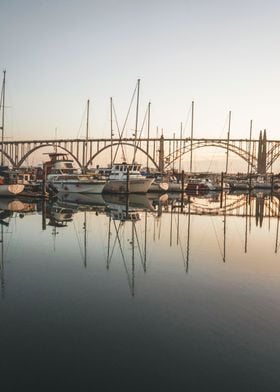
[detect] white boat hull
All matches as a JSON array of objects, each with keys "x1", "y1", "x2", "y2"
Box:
[
  {"x1": 49, "y1": 180, "x2": 106, "y2": 194},
  {"x1": 103, "y1": 178, "x2": 153, "y2": 194}
]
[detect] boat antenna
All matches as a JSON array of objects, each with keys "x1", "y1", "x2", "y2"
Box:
[
  {"x1": 132, "y1": 79, "x2": 140, "y2": 164},
  {"x1": 0, "y1": 70, "x2": 6, "y2": 166}
]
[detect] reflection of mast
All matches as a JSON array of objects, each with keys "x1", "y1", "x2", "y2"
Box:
[
  {"x1": 223, "y1": 193, "x2": 227, "y2": 262},
  {"x1": 0, "y1": 225, "x2": 5, "y2": 298},
  {"x1": 245, "y1": 193, "x2": 249, "y2": 253},
  {"x1": 144, "y1": 211, "x2": 147, "y2": 272},
  {"x1": 83, "y1": 211, "x2": 87, "y2": 268},
  {"x1": 275, "y1": 200, "x2": 280, "y2": 253},
  {"x1": 106, "y1": 216, "x2": 112, "y2": 269},
  {"x1": 186, "y1": 199, "x2": 191, "y2": 272},
  {"x1": 0, "y1": 70, "x2": 6, "y2": 166}
]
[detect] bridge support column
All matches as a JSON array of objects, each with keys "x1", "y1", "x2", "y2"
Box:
[
  {"x1": 159, "y1": 135, "x2": 164, "y2": 173},
  {"x1": 257, "y1": 130, "x2": 267, "y2": 174}
]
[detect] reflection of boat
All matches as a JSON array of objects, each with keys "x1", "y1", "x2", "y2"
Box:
[
  {"x1": 103, "y1": 193, "x2": 155, "y2": 211},
  {"x1": 47, "y1": 203, "x2": 75, "y2": 227},
  {"x1": 230, "y1": 181, "x2": 250, "y2": 190},
  {"x1": 103, "y1": 163, "x2": 154, "y2": 194},
  {"x1": 0, "y1": 198, "x2": 36, "y2": 212},
  {"x1": 107, "y1": 206, "x2": 141, "y2": 222},
  {"x1": 104, "y1": 193, "x2": 155, "y2": 222},
  {"x1": 57, "y1": 192, "x2": 106, "y2": 207},
  {"x1": 253, "y1": 177, "x2": 272, "y2": 190},
  {"x1": 186, "y1": 178, "x2": 216, "y2": 192}
]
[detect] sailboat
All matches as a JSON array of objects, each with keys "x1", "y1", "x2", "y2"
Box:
[{"x1": 0, "y1": 71, "x2": 24, "y2": 196}]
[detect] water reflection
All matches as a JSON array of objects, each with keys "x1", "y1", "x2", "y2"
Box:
[
  {"x1": 0, "y1": 190, "x2": 280, "y2": 297},
  {"x1": 1, "y1": 191, "x2": 280, "y2": 390}
]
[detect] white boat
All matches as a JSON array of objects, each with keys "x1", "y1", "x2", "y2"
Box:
[
  {"x1": 45, "y1": 153, "x2": 106, "y2": 194},
  {"x1": 48, "y1": 174, "x2": 106, "y2": 193},
  {"x1": 103, "y1": 163, "x2": 154, "y2": 194}
]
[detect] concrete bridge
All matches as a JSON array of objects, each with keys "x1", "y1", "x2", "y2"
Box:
[{"x1": 0, "y1": 130, "x2": 278, "y2": 173}]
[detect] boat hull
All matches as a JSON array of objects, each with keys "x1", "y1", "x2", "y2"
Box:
[
  {"x1": 103, "y1": 178, "x2": 153, "y2": 194},
  {"x1": 49, "y1": 180, "x2": 106, "y2": 194},
  {"x1": 0, "y1": 184, "x2": 25, "y2": 196},
  {"x1": 148, "y1": 182, "x2": 169, "y2": 193}
]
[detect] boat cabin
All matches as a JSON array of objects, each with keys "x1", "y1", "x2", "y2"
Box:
[
  {"x1": 109, "y1": 163, "x2": 142, "y2": 180},
  {"x1": 44, "y1": 153, "x2": 75, "y2": 176}
]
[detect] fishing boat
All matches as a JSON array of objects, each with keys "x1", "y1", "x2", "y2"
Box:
[
  {"x1": 45, "y1": 153, "x2": 106, "y2": 194},
  {"x1": 102, "y1": 163, "x2": 154, "y2": 194}
]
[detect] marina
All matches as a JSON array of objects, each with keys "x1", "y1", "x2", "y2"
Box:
[{"x1": 1, "y1": 1, "x2": 280, "y2": 388}]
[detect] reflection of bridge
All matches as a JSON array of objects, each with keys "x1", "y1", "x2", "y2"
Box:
[
  {"x1": 1, "y1": 130, "x2": 279, "y2": 173},
  {"x1": 158, "y1": 192, "x2": 280, "y2": 223}
]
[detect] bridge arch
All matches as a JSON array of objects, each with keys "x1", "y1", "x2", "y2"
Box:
[
  {"x1": 164, "y1": 140, "x2": 257, "y2": 171},
  {"x1": 16, "y1": 143, "x2": 83, "y2": 168},
  {"x1": 86, "y1": 142, "x2": 159, "y2": 170},
  {"x1": 0, "y1": 149, "x2": 16, "y2": 167}
]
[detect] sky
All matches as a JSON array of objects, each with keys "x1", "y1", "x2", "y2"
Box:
[{"x1": 0, "y1": 0, "x2": 280, "y2": 150}]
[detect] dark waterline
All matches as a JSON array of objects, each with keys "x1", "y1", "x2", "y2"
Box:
[{"x1": 0, "y1": 192, "x2": 280, "y2": 391}]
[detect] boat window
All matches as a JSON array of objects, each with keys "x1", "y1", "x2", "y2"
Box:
[
  {"x1": 120, "y1": 166, "x2": 123, "y2": 171},
  {"x1": 123, "y1": 166, "x2": 127, "y2": 171},
  {"x1": 115, "y1": 165, "x2": 119, "y2": 170},
  {"x1": 128, "y1": 166, "x2": 132, "y2": 171}
]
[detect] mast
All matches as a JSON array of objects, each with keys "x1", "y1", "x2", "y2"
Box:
[
  {"x1": 225, "y1": 110, "x2": 231, "y2": 174},
  {"x1": 179, "y1": 122, "x2": 183, "y2": 173},
  {"x1": 247, "y1": 120, "x2": 253, "y2": 174},
  {"x1": 0, "y1": 70, "x2": 6, "y2": 166},
  {"x1": 189, "y1": 101, "x2": 194, "y2": 173},
  {"x1": 146, "y1": 102, "x2": 151, "y2": 171},
  {"x1": 83, "y1": 99, "x2": 90, "y2": 170},
  {"x1": 133, "y1": 79, "x2": 140, "y2": 163},
  {"x1": 110, "y1": 97, "x2": 113, "y2": 167}
]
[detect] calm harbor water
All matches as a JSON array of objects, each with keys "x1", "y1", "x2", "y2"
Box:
[{"x1": 0, "y1": 191, "x2": 280, "y2": 391}]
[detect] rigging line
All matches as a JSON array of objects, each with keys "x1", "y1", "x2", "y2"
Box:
[
  {"x1": 210, "y1": 216, "x2": 224, "y2": 261},
  {"x1": 73, "y1": 218, "x2": 84, "y2": 261},
  {"x1": 76, "y1": 104, "x2": 87, "y2": 139},
  {"x1": 183, "y1": 104, "x2": 192, "y2": 136},
  {"x1": 112, "y1": 101, "x2": 126, "y2": 163},
  {"x1": 133, "y1": 223, "x2": 145, "y2": 270},
  {"x1": 133, "y1": 103, "x2": 149, "y2": 160},
  {"x1": 112, "y1": 81, "x2": 138, "y2": 163},
  {"x1": 113, "y1": 220, "x2": 133, "y2": 293},
  {"x1": 108, "y1": 222, "x2": 121, "y2": 266}
]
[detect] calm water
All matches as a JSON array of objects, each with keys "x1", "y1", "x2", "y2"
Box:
[{"x1": 0, "y1": 191, "x2": 280, "y2": 391}]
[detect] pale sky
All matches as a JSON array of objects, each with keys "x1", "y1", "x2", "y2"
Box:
[{"x1": 1, "y1": 0, "x2": 280, "y2": 144}]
